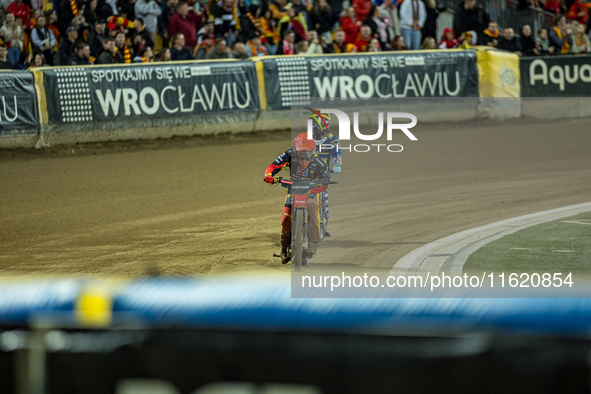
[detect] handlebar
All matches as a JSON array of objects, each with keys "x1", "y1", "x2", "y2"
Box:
[{"x1": 275, "y1": 177, "x2": 338, "y2": 188}]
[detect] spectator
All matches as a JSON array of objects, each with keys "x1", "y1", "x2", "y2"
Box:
[
  {"x1": 132, "y1": 17, "x2": 154, "y2": 53},
  {"x1": 458, "y1": 30, "x2": 477, "y2": 48},
  {"x1": 1, "y1": 12, "x2": 23, "y2": 64},
  {"x1": 158, "y1": 0, "x2": 178, "y2": 48},
  {"x1": 332, "y1": 29, "x2": 356, "y2": 52},
  {"x1": 196, "y1": 18, "x2": 213, "y2": 45},
  {"x1": 390, "y1": 34, "x2": 407, "y2": 50},
  {"x1": 97, "y1": 36, "x2": 122, "y2": 63},
  {"x1": 0, "y1": 43, "x2": 13, "y2": 68},
  {"x1": 549, "y1": 14, "x2": 572, "y2": 54},
  {"x1": 194, "y1": 31, "x2": 213, "y2": 58},
  {"x1": 28, "y1": 8, "x2": 40, "y2": 31},
  {"x1": 68, "y1": 41, "x2": 92, "y2": 64},
  {"x1": 275, "y1": 29, "x2": 295, "y2": 54},
  {"x1": 58, "y1": 25, "x2": 78, "y2": 65},
  {"x1": 420, "y1": 36, "x2": 436, "y2": 49},
  {"x1": 32, "y1": 15, "x2": 56, "y2": 65},
  {"x1": 6, "y1": 0, "x2": 29, "y2": 27},
  {"x1": 354, "y1": 24, "x2": 371, "y2": 51},
  {"x1": 269, "y1": 0, "x2": 288, "y2": 22},
  {"x1": 134, "y1": 0, "x2": 161, "y2": 44},
  {"x1": 239, "y1": 4, "x2": 262, "y2": 42},
  {"x1": 114, "y1": 30, "x2": 133, "y2": 62},
  {"x1": 214, "y1": 0, "x2": 237, "y2": 46},
  {"x1": 170, "y1": 32, "x2": 193, "y2": 60},
  {"x1": 230, "y1": 41, "x2": 248, "y2": 58},
  {"x1": 327, "y1": 0, "x2": 342, "y2": 27},
  {"x1": 422, "y1": 0, "x2": 445, "y2": 43},
  {"x1": 378, "y1": 0, "x2": 400, "y2": 45},
  {"x1": 84, "y1": 0, "x2": 100, "y2": 25},
  {"x1": 400, "y1": 0, "x2": 426, "y2": 50},
  {"x1": 439, "y1": 27, "x2": 459, "y2": 48},
  {"x1": 30, "y1": 52, "x2": 48, "y2": 67},
  {"x1": 72, "y1": 14, "x2": 92, "y2": 38},
  {"x1": 340, "y1": 6, "x2": 360, "y2": 45},
  {"x1": 304, "y1": 30, "x2": 324, "y2": 53},
  {"x1": 367, "y1": 37, "x2": 381, "y2": 51},
  {"x1": 133, "y1": 44, "x2": 154, "y2": 61},
  {"x1": 46, "y1": 10, "x2": 60, "y2": 45},
  {"x1": 310, "y1": 0, "x2": 333, "y2": 43},
  {"x1": 498, "y1": 27, "x2": 522, "y2": 55},
  {"x1": 244, "y1": 30, "x2": 267, "y2": 56},
  {"x1": 13, "y1": 50, "x2": 31, "y2": 68},
  {"x1": 88, "y1": 18, "x2": 107, "y2": 57},
  {"x1": 544, "y1": 0, "x2": 563, "y2": 14},
  {"x1": 292, "y1": 0, "x2": 311, "y2": 29},
  {"x1": 206, "y1": 36, "x2": 229, "y2": 58},
  {"x1": 353, "y1": 0, "x2": 371, "y2": 23},
  {"x1": 120, "y1": 0, "x2": 137, "y2": 20},
  {"x1": 571, "y1": 20, "x2": 591, "y2": 53},
  {"x1": 58, "y1": 0, "x2": 76, "y2": 34},
  {"x1": 364, "y1": 4, "x2": 387, "y2": 49},
  {"x1": 168, "y1": 1, "x2": 201, "y2": 48},
  {"x1": 260, "y1": 7, "x2": 279, "y2": 54},
  {"x1": 567, "y1": 0, "x2": 589, "y2": 25},
  {"x1": 453, "y1": 0, "x2": 489, "y2": 38},
  {"x1": 277, "y1": 2, "x2": 308, "y2": 43},
  {"x1": 156, "y1": 46, "x2": 170, "y2": 60},
  {"x1": 536, "y1": 27, "x2": 550, "y2": 54},
  {"x1": 478, "y1": 21, "x2": 499, "y2": 46},
  {"x1": 519, "y1": 24, "x2": 539, "y2": 55}
]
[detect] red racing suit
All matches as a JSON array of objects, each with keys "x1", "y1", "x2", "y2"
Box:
[{"x1": 265, "y1": 148, "x2": 330, "y2": 248}]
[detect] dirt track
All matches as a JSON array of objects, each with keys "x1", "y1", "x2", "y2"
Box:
[{"x1": 1, "y1": 117, "x2": 590, "y2": 279}]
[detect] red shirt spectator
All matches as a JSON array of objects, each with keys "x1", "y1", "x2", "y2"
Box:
[
  {"x1": 353, "y1": 0, "x2": 371, "y2": 22},
  {"x1": 340, "y1": 6, "x2": 359, "y2": 45},
  {"x1": 354, "y1": 25, "x2": 371, "y2": 51},
  {"x1": 567, "y1": 0, "x2": 590, "y2": 25},
  {"x1": 544, "y1": 0, "x2": 562, "y2": 14},
  {"x1": 168, "y1": 2, "x2": 204, "y2": 48},
  {"x1": 7, "y1": 0, "x2": 30, "y2": 27}
]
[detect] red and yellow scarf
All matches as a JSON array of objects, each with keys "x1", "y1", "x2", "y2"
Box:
[
  {"x1": 554, "y1": 26, "x2": 570, "y2": 54},
  {"x1": 484, "y1": 28, "x2": 498, "y2": 38},
  {"x1": 115, "y1": 46, "x2": 131, "y2": 63},
  {"x1": 70, "y1": 0, "x2": 79, "y2": 16}
]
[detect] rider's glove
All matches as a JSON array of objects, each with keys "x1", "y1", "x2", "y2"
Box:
[
  {"x1": 264, "y1": 173, "x2": 275, "y2": 184},
  {"x1": 333, "y1": 165, "x2": 342, "y2": 174}
]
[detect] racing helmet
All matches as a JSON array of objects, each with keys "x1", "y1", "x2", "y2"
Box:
[
  {"x1": 309, "y1": 110, "x2": 331, "y2": 140},
  {"x1": 293, "y1": 132, "x2": 316, "y2": 167}
]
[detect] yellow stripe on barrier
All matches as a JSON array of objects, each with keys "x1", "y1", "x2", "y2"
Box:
[
  {"x1": 75, "y1": 285, "x2": 113, "y2": 327},
  {"x1": 475, "y1": 46, "x2": 520, "y2": 98},
  {"x1": 255, "y1": 59, "x2": 267, "y2": 111},
  {"x1": 32, "y1": 70, "x2": 48, "y2": 126}
]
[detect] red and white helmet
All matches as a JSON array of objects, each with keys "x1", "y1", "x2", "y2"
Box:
[{"x1": 293, "y1": 132, "x2": 316, "y2": 167}]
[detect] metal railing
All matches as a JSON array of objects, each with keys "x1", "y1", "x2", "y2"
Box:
[{"x1": 484, "y1": 0, "x2": 555, "y2": 35}]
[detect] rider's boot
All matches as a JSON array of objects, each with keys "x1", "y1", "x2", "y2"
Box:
[
  {"x1": 281, "y1": 245, "x2": 290, "y2": 264},
  {"x1": 307, "y1": 242, "x2": 318, "y2": 257}
]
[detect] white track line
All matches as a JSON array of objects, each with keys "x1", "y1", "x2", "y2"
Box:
[{"x1": 391, "y1": 202, "x2": 591, "y2": 276}]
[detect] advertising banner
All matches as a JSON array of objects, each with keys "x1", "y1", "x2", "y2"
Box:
[
  {"x1": 263, "y1": 51, "x2": 479, "y2": 110},
  {"x1": 42, "y1": 61, "x2": 259, "y2": 126},
  {"x1": 0, "y1": 71, "x2": 39, "y2": 136},
  {"x1": 520, "y1": 55, "x2": 591, "y2": 97}
]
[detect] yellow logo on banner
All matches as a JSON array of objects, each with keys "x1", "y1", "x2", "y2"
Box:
[{"x1": 499, "y1": 64, "x2": 516, "y2": 87}]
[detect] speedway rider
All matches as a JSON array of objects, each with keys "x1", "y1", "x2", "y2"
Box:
[
  {"x1": 264, "y1": 133, "x2": 331, "y2": 264},
  {"x1": 308, "y1": 109, "x2": 342, "y2": 236}
]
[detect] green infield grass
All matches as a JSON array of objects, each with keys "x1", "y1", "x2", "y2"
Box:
[{"x1": 464, "y1": 211, "x2": 591, "y2": 279}]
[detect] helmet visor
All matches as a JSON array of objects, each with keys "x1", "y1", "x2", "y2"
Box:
[{"x1": 296, "y1": 150, "x2": 314, "y2": 161}]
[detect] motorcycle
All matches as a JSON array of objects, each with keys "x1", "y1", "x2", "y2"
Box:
[{"x1": 275, "y1": 177, "x2": 337, "y2": 272}]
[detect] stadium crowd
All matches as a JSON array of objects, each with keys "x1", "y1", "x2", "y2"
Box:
[{"x1": 0, "y1": 0, "x2": 589, "y2": 69}]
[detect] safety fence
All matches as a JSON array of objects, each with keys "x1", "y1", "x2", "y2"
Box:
[
  {"x1": 0, "y1": 49, "x2": 589, "y2": 148},
  {"x1": 1, "y1": 277, "x2": 591, "y2": 393}
]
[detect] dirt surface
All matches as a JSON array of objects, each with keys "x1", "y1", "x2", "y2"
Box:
[{"x1": 1, "y1": 117, "x2": 591, "y2": 280}]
